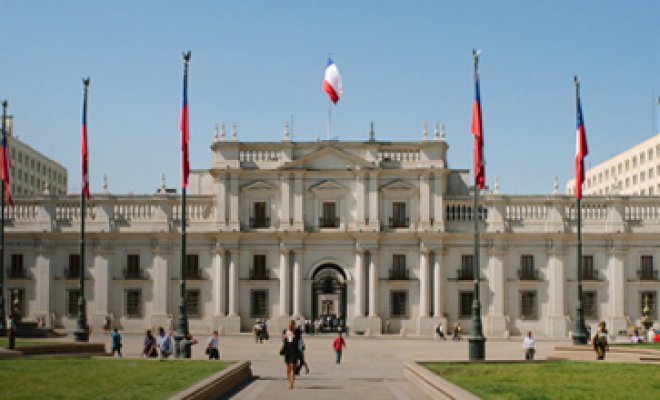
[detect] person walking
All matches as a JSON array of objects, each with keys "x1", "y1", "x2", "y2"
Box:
[
  {"x1": 522, "y1": 331, "x2": 536, "y2": 360},
  {"x1": 592, "y1": 320, "x2": 609, "y2": 360},
  {"x1": 143, "y1": 329, "x2": 158, "y2": 358},
  {"x1": 281, "y1": 320, "x2": 299, "y2": 389},
  {"x1": 207, "y1": 331, "x2": 220, "y2": 360},
  {"x1": 157, "y1": 327, "x2": 172, "y2": 359},
  {"x1": 6, "y1": 312, "x2": 16, "y2": 350},
  {"x1": 295, "y1": 331, "x2": 310, "y2": 375},
  {"x1": 333, "y1": 331, "x2": 347, "y2": 364},
  {"x1": 435, "y1": 322, "x2": 446, "y2": 340},
  {"x1": 111, "y1": 328, "x2": 122, "y2": 357}
]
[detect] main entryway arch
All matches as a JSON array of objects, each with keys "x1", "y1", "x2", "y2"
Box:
[{"x1": 311, "y1": 263, "x2": 347, "y2": 330}]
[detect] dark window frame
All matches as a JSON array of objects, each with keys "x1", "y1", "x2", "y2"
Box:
[
  {"x1": 250, "y1": 289, "x2": 269, "y2": 318},
  {"x1": 459, "y1": 291, "x2": 474, "y2": 318},
  {"x1": 390, "y1": 290, "x2": 408, "y2": 318},
  {"x1": 125, "y1": 289, "x2": 142, "y2": 318},
  {"x1": 185, "y1": 289, "x2": 202, "y2": 318},
  {"x1": 520, "y1": 290, "x2": 538, "y2": 320}
]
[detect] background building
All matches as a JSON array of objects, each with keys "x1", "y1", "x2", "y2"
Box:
[
  {"x1": 5, "y1": 115, "x2": 68, "y2": 196},
  {"x1": 566, "y1": 134, "x2": 660, "y2": 196},
  {"x1": 3, "y1": 130, "x2": 658, "y2": 338}
]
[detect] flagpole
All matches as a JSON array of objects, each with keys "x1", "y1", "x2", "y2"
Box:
[
  {"x1": 573, "y1": 76, "x2": 588, "y2": 345},
  {"x1": 175, "y1": 51, "x2": 191, "y2": 358},
  {"x1": 468, "y1": 49, "x2": 486, "y2": 361},
  {"x1": 327, "y1": 100, "x2": 332, "y2": 140},
  {"x1": 74, "y1": 78, "x2": 90, "y2": 342},
  {"x1": 0, "y1": 100, "x2": 7, "y2": 337}
]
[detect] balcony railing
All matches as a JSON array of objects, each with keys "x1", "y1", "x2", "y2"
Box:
[
  {"x1": 183, "y1": 269, "x2": 204, "y2": 280},
  {"x1": 637, "y1": 269, "x2": 658, "y2": 281},
  {"x1": 64, "y1": 268, "x2": 80, "y2": 279},
  {"x1": 456, "y1": 268, "x2": 474, "y2": 281},
  {"x1": 517, "y1": 268, "x2": 540, "y2": 281},
  {"x1": 249, "y1": 217, "x2": 270, "y2": 229},
  {"x1": 388, "y1": 217, "x2": 410, "y2": 228},
  {"x1": 123, "y1": 268, "x2": 146, "y2": 280},
  {"x1": 582, "y1": 270, "x2": 601, "y2": 281},
  {"x1": 6, "y1": 268, "x2": 29, "y2": 279},
  {"x1": 319, "y1": 217, "x2": 340, "y2": 228},
  {"x1": 249, "y1": 268, "x2": 270, "y2": 280},
  {"x1": 388, "y1": 268, "x2": 409, "y2": 280}
]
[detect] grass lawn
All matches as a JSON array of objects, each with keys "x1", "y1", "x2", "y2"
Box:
[
  {"x1": 611, "y1": 342, "x2": 660, "y2": 350},
  {"x1": 0, "y1": 338, "x2": 63, "y2": 348},
  {"x1": 0, "y1": 358, "x2": 232, "y2": 400},
  {"x1": 423, "y1": 361, "x2": 660, "y2": 400}
]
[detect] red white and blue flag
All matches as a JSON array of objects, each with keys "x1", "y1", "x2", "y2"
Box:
[
  {"x1": 471, "y1": 63, "x2": 485, "y2": 189},
  {"x1": 1, "y1": 106, "x2": 13, "y2": 206},
  {"x1": 575, "y1": 89, "x2": 588, "y2": 200},
  {"x1": 181, "y1": 59, "x2": 190, "y2": 190},
  {"x1": 323, "y1": 57, "x2": 343, "y2": 104},
  {"x1": 81, "y1": 84, "x2": 90, "y2": 200}
]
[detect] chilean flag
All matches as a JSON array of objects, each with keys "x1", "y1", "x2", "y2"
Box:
[
  {"x1": 1, "y1": 104, "x2": 13, "y2": 207},
  {"x1": 323, "y1": 57, "x2": 343, "y2": 104},
  {"x1": 81, "y1": 81, "x2": 90, "y2": 200},
  {"x1": 575, "y1": 88, "x2": 588, "y2": 200},
  {"x1": 471, "y1": 65, "x2": 485, "y2": 189},
  {"x1": 181, "y1": 57, "x2": 190, "y2": 190}
]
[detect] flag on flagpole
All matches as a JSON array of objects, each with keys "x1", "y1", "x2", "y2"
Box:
[
  {"x1": 471, "y1": 58, "x2": 485, "y2": 189},
  {"x1": 1, "y1": 103, "x2": 13, "y2": 207},
  {"x1": 81, "y1": 80, "x2": 90, "y2": 200},
  {"x1": 323, "y1": 57, "x2": 343, "y2": 104},
  {"x1": 181, "y1": 54, "x2": 190, "y2": 190},
  {"x1": 575, "y1": 83, "x2": 588, "y2": 200}
]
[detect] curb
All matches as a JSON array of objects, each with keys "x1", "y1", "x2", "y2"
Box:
[
  {"x1": 170, "y1": 360, "x2": 252, "y2": 400},
  {"x1": 403, "y1": 361, "x2": 480, "y2": 400}
]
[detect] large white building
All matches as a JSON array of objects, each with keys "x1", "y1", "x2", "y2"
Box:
[
  {"x1": 4, "y1": 130, "x2": 658, "y2": 338},
  {"x1": 566, "y1": 134, "x2": 660, "y2": 196}
]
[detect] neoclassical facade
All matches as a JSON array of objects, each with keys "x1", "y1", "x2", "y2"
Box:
[{"x1": 3, "y1": 132, "x2": 659, "y2": 337}]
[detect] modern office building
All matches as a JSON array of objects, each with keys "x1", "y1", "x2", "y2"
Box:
[
  {"x1": 566, "y1": 134, "x2": 660, "y2": 196},
  {"x1": 3, "y1": 128, "x2": 658, "y2": 338},
  {"x1": 5, "y1": 115, "x2": 68, "y2": 196}
]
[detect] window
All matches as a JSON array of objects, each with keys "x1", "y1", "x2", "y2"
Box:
[
  {"x1": 321, "y1": 201, "x2": 338, "y2": 228},
  {"x1": 68, "y1": 254, "x2": 80, "y2": 279},
  {"x1": 459, "y1": 291, "x2": 474, "y2": 318},
  {"x1": 640, "y1": 152, "x2": 646, "y2": 164},
  {"x1": 519, "y1": 255, "x2": 536, "y2": 280},
  {"x1": 640, "y1": 291, "x2": 657, "y2": 319},
  {"x1": 391, "y1": 254, "x2": 407, "y2": 279},
  {"x1": 185, "y1": 289, "x2": 201, "y2": 318},
  {"x1": 391, "y1": 202, "x2": 408, "y2": 227},
  {"x1": 649, "y1": 148, "x2": 654, "y2": 161},
  {"x1": 251, "y1": 290, "x2": 268, "y2": 318},
  {"x1": 633, "y1": 175, "x2": 638, "y2": 185},
  {"x1": 10, "y1": 254, "x2": 24, "y2": 278},
  {"x1": 459, "y1": 255, "x2": 474, "y2": 280},
  {"x1": 184, "y1": 254, "x2": 200, "y2": 279},
  {"x1": 390, "y1": 290, "x2": 408, "y2": 318},
  {"x1": 625, "y1": 160, "x2": 629, "y2": 171},
  {"x1": 583, "y1": 291, "x2": 598, "y2": 319},
  {"x1": 650, "y1": 187, "x2": 655, "y2": 195},
  {"x1": 252, "y1": 254, "x2": 268, "y2": 279},
  {"x1": 625, "y1": 178, "x2": 630, "y2": 188},
  {"x1": 520, "y1": 290, "x2": 537, "y2": 320},
  {"x1": 640, "y1": 255, "x2": 654, "y2": 280},
  {"x1": 582, "y1": 255, "x2": 596, "y2": 280},
  {"x1": 252, "y1": 201, "x2": 268, "y2": 228},
  {"x1": 67, "y1": 289, "x2": 80, "y2": 317},
  {"x1": 8, "y1": 288, "x2": 26, "y2": 317},
  {"x1": 618, "y1": 163, "x2": 622, "y2": 174},
  {"x1": 641, "y1": 172, "x2": 646, "y2": 182},
  {"x1": 126, "y1": 254, "x2": 140, "y2": 279},
  {"x1": 649, "y1": 168, "x2": 654, "y2": 179},
  {"x1": 633, "y1": 156, "x2": 637, "y2": 168},
  {"x1": 125, "y1": 289, "x2": 142, "y2": 318}
]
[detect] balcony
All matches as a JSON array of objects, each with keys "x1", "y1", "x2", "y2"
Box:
[
  {"x1": 319, "y1": 217, "x2": 340, "y2": 229},
  {"x1": 183, "y1": 269, "x2": 205, "y2": 280},
  {"x1": 64, "y1": 268, "x2": 81, "y2": 280},
  {"x1": 388, "y1": 268, "x2": 409, "y2": 280},
  {"x1": 517, "y1": 268, "x2": 540, "y2": 281},
  {"x1": 388, "y1": 217, "x2": 410, "y2": 228},
  {"x1": 6, "y1": 268, "x2": 29, "y2": 279},
  {"x1": 456, "y1": 268, "x2": 474, "y2": 281},
  {"x1": 249, "y1": 268, "x2": 271, "y2": 280},
  {"x1": 123, "y1": 268, "x2": 146, "y2": 280},
  {"x1": 637, "y1": 269, "x2": 658, "y2": 281},
  {"x1": 582, "y1": 270, "x2": 601, "y2": 281},
  {"x1": 249, "y1": 217, "x2": 270, "y2": 229}
]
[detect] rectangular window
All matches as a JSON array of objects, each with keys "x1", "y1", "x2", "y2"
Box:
[
  {"x1": 125, "y1": 289, "x2": 142, "y2": 318},
  {"x1": 321, "y1": 201, "x2": 338, "y2": 227},
  {"x1": 67, "y1": 289, "x2": 80, "y2": 318},
  {"x1": 68, "y1": 254, "x2": 80, "y2": 279},
  {"x1": 582, "y1": 255, "x2": 596, "y2": 280},
  {"x1": 185, "y1": 254, "x2": 200, "y2": 279},
  {"x1": 251, "y1": 290, "x2": 268, "y2": 318},
  {"x1": 126, "y1": 254, "x2": 140, "y2": 279},
  {"x1": 459, "y1": 291, "x2": 474, "y2": 318},
  {"x1": 460, "y1": 255, "x2": 474, "y2": 280},
  {"x1": 185, "y1": 289, "x2": 201, "y2": 318},
  {"x1": 252, "y1": 201, "x2": 268, "y2": 228},
  {"x1": 9, "y1": 288, "x2": 26, "y2": 317},
  {"x1": 649, "y1": 168, "x2": 654, "y2": 179},
  {"x1": 583, "y1": 291, "x2": 598, "y2": 319},
  {"x1": 10, "y1": 254, "x2": 24, "y2": 278},
  {"x1": 640, "y1": 255, "x2": 654, "y2": 280},
  {"x1": 520, "y1": 255, "x2": 535, "y2": 280},
  {"x1": 520, "y1": 290, "x2": 538, "y2": 320},
  {"x1": 391, "y1": 254, "x2": 407, "y2": 279},
  {"x1": 252, "y1": 254, "x2": 268, "y2": 279},
  {"x1": 640, "y1": 291, "x2": 657, "y2": 319},
  {"x1": 391, "y1": 202, "x2": 408, "y2": 227},
  {"x1": 390, "y1": 290, "x2": 408, "y2": 318}
]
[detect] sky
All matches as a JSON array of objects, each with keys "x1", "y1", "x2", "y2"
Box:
[{"x1": 2, "y1": 0, "x2": 660, "y2": 195}]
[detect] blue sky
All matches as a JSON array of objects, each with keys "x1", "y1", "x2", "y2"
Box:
[{"x1": 2, "y1": 1, "x2": 660, "y2": 194}]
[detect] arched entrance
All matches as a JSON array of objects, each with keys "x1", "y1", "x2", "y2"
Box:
[{"x1": 311, "y1": 264, "x2": 347, "y2": 331}]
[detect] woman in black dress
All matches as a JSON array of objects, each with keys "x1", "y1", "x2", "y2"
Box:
[{"x1": 282, "y1": 320, "x2": 299, "y2": 389}]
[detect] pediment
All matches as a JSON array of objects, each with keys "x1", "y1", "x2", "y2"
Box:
[
  {"x1": 280, "y1": 145, "x2": 375, "y2": 171},
  {"x1": 241, "y1": 180, "x2": 277, "y2": 192},
  {"x1": 380, "y1": 179, "x2": 417, "y2": 192},
  {"x1": 310, "y1": 179, "x2": 348, "y2": 194}
]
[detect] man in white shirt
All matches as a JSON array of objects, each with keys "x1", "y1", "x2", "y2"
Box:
[{"x1": 522, "y1": 331, "x2": 536, "y2": 360}]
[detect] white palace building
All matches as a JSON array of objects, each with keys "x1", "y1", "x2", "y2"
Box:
[{"x1": 4, "y1": 127, "x2": 659, "y2": 338}]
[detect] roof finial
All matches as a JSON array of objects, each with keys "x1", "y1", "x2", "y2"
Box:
[
  {"x1": 434, "y1": 122, "x2": 440, "y2": 141},
  {"x1": 441, "y1": 124, "x2": 446, "y2": 140},
  {"x1": 552, "y1": 176, "x2": 560, "y2": 195},
  {"x1": 220, "y1": 122, "x2": 226, "y2": 141},
  {"x1": 493, "y1": 176, "x2": 500, "y2": 194},
  {"x1": 213, "y1": 123, "x2": 220, "y2": 143},
  {"x1": 369, "y1": 121, "x2": 375, "y2": 142},
  {"x1": 231, "y1": 122, "x2": 237, "y2": 141},
  {"x1": 103, "y1": 174, "x2": 108, "y2": 194},
  {"x1": 422, "y1": 122, "x2": 428, "y2": 141},
  {"x1": 160, "y1": 174, "x2": 167, "y2": 193}
]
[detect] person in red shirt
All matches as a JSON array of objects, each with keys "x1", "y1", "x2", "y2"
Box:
[{"x1": 333, "y1": 332, "x2": 347, "y2": 364}]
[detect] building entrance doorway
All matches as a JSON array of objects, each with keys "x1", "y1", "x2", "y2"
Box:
[{"x1": 312, "y1": 264, "x2": 347, "y2": 332}]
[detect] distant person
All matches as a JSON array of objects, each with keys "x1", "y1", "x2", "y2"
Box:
[
  {"x1": 522, "y1": 331, "x2": 536, "y2": 360},
  {"x1": 592, "y1": 321, "x2": 609, "y2": 360},
  {"x1": 630, "y1": 330, "x2": 644, "y2": 344},
  {"x1": 207, "y1": 331, "x2": 220, "y2": 360},
  {"x1": 253, "y1": 320, "x2": 263, "y2": 343},
  {"x1": 143, "y1": 330, "x2": 158, "y2": 358},
  {"x1": 281, "y1": 320, "x2": 299, "y2": 389},
  {"x1": 166, "y1": 314, "x2": 173, "y2": 333},
  {"x1": 333, "y1": 331, "x2": 347, "y2": 364},
  {"x1": 180, "y1": 333, "x2": 198, "y2": 358},
  {"x1": 452, "y1": 323, "x2": 462, "y2": 341},
  {"x1": 111, "y1": 328, "x2": 122, "y2": 357},
  {"x1": 7, "y1": 312, "x2": 17, "y2": 350},
  {"x1": 435, "y1": 323, "x2": 446, "y2": 340},
  {"x1": 295, "y1": 330, "x2": 310, "y2": 375},
  {"x1": 157, "y1": 327, "x2": 172, "y2": 359}
]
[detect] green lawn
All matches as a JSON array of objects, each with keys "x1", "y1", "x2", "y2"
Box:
[
  {"x1": 611, "y1": 342, "x2": 660, "y2": 350},
  {"x1": 0, "y1": 358, "x2": 232, "y2": 400},
  {"x1": 0, "y1": 338, "x2": 63, "y2": 348},
  {"x1": 423, "y1": 361, "x2": 660, "y2": 400}
]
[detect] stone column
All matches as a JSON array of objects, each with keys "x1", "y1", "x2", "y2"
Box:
[
  {"x1": 356, "y1": 173, "x2": 365, "y2": 227},
  {"x1": 368, "y1": 172, "x2": 379, "y2": 229},
  {"x1": 91, "y1": 246, "x2": 112, "y2": 327},
  {"x1": 292, "y1": 252, "x2": 302, "y2": 317},
  {"x1": 280, "y1": 174, "x2": 290, "y2": 228},
  {"x1": 368, "y1": 250, "x2": 380, "y2": 317},
  {"x1": 151, "y1": 245, "x2": 170, "y2": 327},
  {"x1": 34, "y1": 247, "x2": 53, "y2": 325},
  {"x1": 279, "y1": 249, "x2": 290, "y2": 316},
  {"x1": 214, "y1": 173, "x2": 227, "y2": 225},
  {"x1": 212, "y1": 246, "x2": 226, "y2": 316},
  {"x1": 607, "y1": 245, "x2": 627, "y2": 335},
  {"x1": 228, "y1": 250, "x2": 239, "y2": 316},
  {"x1": 433, "y1": 173, "x2": 444, "y2": 229},
  {"x1": 546, "y1": 243, "x2": 568, "y2": 338},
  {"x1": 485, "y1": 244, "x2": 509, "y2": 337},
  {"x1": 354, "y1": 248, "x2": 365, "y2": 317},
  {"x1": 229, "y1": 172, "x2": 239, "y2": 230},
  {"x1": 433, "y1": 249, "x2": 445, "y2": 317},
  {"x1": 419, "y1": 247, "x2": 430, "y2": 317},
  {"x1": 419, "y1": 173, "x2": 430, "y2": 229},
  {"x1": 293, "y1": 173, "x2": 304, "y2": 229}
]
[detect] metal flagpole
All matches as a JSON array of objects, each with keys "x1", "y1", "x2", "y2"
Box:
[
  {"x1": 327, "y1": 100, "x2": 332, "y2": 140},
  {"x1": 74, "y1": 78, "x2": 90, "y2": 342},
  {"x1": 0, "y1": 100, "x2": 7, "y2": 337}
]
